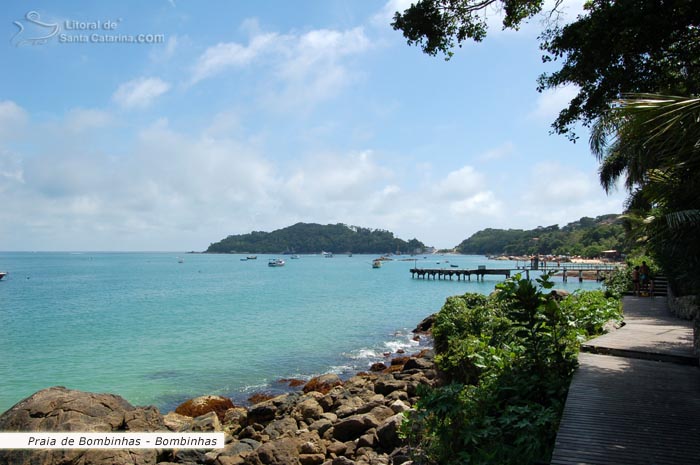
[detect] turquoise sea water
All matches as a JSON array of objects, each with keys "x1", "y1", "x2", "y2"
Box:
[{"x1": 0, "y1": 252, "x2": 602, "y2": 414}]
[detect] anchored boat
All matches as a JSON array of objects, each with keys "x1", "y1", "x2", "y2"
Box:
[{"x1": 268, "y1": 258, "x2": 285, "y2": 267}]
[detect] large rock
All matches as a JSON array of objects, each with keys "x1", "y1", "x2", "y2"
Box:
[
  {"x1": 413, "y1": 314, "x2": 436, "y2": 333},
  {"x1": 223, "y1": 407, "x2": 249, "y2": 435},
  {"x1": 263, "y1": 416, "x2": 298, "y2": 440},
  {"x1": 376, "y1": 413, "x2": 404, "y2": 450},
  {"x1": 332, "y1": 414, "x2": 380, "y2": 442},
  {"x1": 253, "y1": 437, "x2": 300, "y2": 465},
  {"x1": 373, "y1": 376, "x2": 406, "y2": 396},
  {"x1": 175, "y1": 395, "x2": 234, "y2": 422},
  {"x1": 0, "y1": 387, "x2": 166, "y2": 465},
  {"x1": 163, "y1": 411, "x2": 194, "y2": 432},
  {"x1": 402, "y1": 357, "x2": 433, "y2": 371},
  {"x1": 303, "y1": 374, "x2": 342, "y2": 395},
  {"x1": 294, "y1": 398, "x2": 324, "y2": 422},
  {"x1": 248, "y1": 403, "x2": 278, "y2": 425}
]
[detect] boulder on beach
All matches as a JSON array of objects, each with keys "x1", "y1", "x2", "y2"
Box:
[
  {"x1": 175, "y1": 394, "x2": 235, "y2": 422},
  {"x1": 412, "y1": 313, "x2": 436, "y2": 334},
  {"x1": 302, "y1": 374, "x2": 342, "y2": 395},
  {"x1": 0, "y1": 386, "x2": 166, "y2": 465}
]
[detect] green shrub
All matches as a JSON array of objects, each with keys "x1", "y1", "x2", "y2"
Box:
[
  {"x1": 560, "y1": 290, "x2": 622, "y2": 337},
  {"x1": 405, "y1": 274, "x2": 621, "y2": 465},
  {"x1": 602, "y1": 266, "x2": 631, "y2": 298}
]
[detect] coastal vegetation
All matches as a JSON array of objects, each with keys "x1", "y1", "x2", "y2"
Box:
[
  {"x1": 455, "y1": 214, "x2": 626, "y2": 257},
  {"x1": 394, "y1": 2, "x2": 699, "y2": 460},
  {"x1": 592, "y1": 95, "x2": 700, "y2": 295},
  {"x1": 392, "y1": 0, "x2": 700, "y2": 295},
  {"x1": 206, "y1": 222, "x2": 427, "y2": 255},
  {"x1": 404, "y1": 274, "x2": 623, "y2": 464}
]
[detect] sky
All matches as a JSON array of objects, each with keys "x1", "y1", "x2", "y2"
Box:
[{"x1": 0, "y1": 0, "x2": 626, "y2": 251}]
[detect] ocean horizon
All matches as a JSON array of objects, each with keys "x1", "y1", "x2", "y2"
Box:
[{"x1": 0, "y1": 252, "x2": 603, "y2": 414}]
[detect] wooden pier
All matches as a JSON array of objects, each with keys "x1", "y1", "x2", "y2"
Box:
[
  {"x1": 550, "y1": 296, "x2": 700, "y2": 465},
  {"x1": 516, "y1": 262, "x2": 619, "y2": 282},
  {"x1": 410, "y1": 263, "x2": 619, "y2": 283},
  {"x1": 409, "y1": 268, "x2": 511, "y2": 281}
]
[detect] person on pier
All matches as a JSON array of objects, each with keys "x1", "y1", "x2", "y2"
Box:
[
  {"x1": 631, "y1": 266, "x2": 641, "y2": 296},
  {"x1": 639, "y1": 261, "x2": 651, "y2": 294}
]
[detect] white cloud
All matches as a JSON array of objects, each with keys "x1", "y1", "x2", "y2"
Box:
[
  {"x1": 113, "y1": 77, "x2": 171, "y2": 109},
  {"x1": 477, "y1": 141, "x2": 516, "y2": 161},
  {"x1": 285, "y1": 150, "x2": 392, "y2": 207},
  {"x1": 371, "y1": 0, "x2": 415, "y2": 29},
  {"x1": 64, "y1": 108, "x2": 113, "y2": 132},
  {"x1": 429, "y1": 165, "x2": 504, "y2": 224},
  {"x1": 190, "y1": 33, "x2": 282, "y2": 84},
  {"x1": 0, "y1": 107, "x2": 621, "y2": 251},
  {"x1": 0, "y1": 100, "x2": 28, "y2": 140},
  {"x1": 516, "y1": 161, "x2": 625, "y2": 226},
  {"x1": 450, "y1": 191, "x2": 503, "y2": 216},
  {"x1": 190, "y1": 26, "x2": 371, "y2": 109},
  {"x1": 529, "y1": 84, "x2": 579, "y2": 121},
  {"x1": 164, "y1": 35, "x2": 178, "y2": 56},
  {"x1": 433, "y1": 165, "x2": 485, "y2": 199},
  {"x1": 533, "y1": 162, "x2": 595, "y2": 202},
  {"x1": 0, "y1": 149, "x2": 24, "y2": 187}
]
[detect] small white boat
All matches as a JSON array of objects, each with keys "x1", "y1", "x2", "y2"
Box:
[
  {"x1": 290, "y1": 255, "x2": 300, "y2": 259},
  {"x1": 372, "y1": 260, "x2": 382, "y2": 269},
  {"x1": 322, "y1": 251, "x2": 333, "y2": 258},
  {"x1": 268, "y1": 258, "x2": 285, "y2": 267},
  {"x1": 247, "y1": 255, "x2": 258, "y2": 260},
  {"x1": 0, "y1": 272, "x2": 7, "y2": 280}
]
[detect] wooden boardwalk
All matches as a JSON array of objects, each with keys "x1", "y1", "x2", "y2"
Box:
[
  {"x1": 409, "y1": 268, "x2": 511, "y2": 281},
  {"x1": 409, "y1": 263, "x2": 617, "y2": 283},
  {"x1": 581, "y1": 297, "x2": 696, "y2": 365},
  {"x1": 551, "y1": 296, "x2": 700, "y2": 465}
]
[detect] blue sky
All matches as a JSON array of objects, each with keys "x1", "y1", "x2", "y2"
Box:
[{"x1": 0, "y1": 0, "x2": 625, "y2": 251}]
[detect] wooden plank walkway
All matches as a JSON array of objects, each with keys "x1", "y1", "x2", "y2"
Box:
[
  {"x1": 551, "y1": 296, "x2": 700, "y2": 465},
  {"x1": 581, "y1": 296, "x2": 696, "y2": 365}
]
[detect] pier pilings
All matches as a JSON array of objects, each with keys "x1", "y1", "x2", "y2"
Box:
[{"x1": 409, "y1": 268, "x2": 511, "y2": 281}]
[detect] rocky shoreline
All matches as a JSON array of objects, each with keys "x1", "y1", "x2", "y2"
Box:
[{"x1": 0, "y1": 322, "x2": 438, "y2": 465}]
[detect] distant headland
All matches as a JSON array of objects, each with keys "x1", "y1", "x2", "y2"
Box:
[
  {"x1": 205, "y1": 214, "x2": 625, "y2": 259},
  {"x1": 205, "y1": 222, "x2": 429, "y2": 255}
]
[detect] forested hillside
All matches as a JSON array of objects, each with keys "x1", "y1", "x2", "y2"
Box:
[
  {"x1": 206, "y1": 223, "x2": 427, "y2": 254},
  {"x1": 455, "y1": 214, "x2": 627, "y2": 257}
]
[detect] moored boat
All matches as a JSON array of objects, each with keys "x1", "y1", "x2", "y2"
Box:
[
  {"x1": 0, "y1": 272, "x2": 6, "y2": 280},
  {"x1": 268, "y1": 258, "x2": 285, "y2": 267},
  {"x1": 372, "y1": 260, "x2": 382, "y2": 269}
]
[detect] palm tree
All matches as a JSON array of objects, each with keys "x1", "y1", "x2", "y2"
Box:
[{"x1": 590, "y1": 94, "x2": 700, "y2": 294}]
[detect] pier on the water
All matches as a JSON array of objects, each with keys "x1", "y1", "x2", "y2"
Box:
[
  {"x1": 410, "y1": 262, "x2": 620, "y2": 282},
  {"x1": 410, "y1": 267, "x2": 510, "y2": 281}
]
